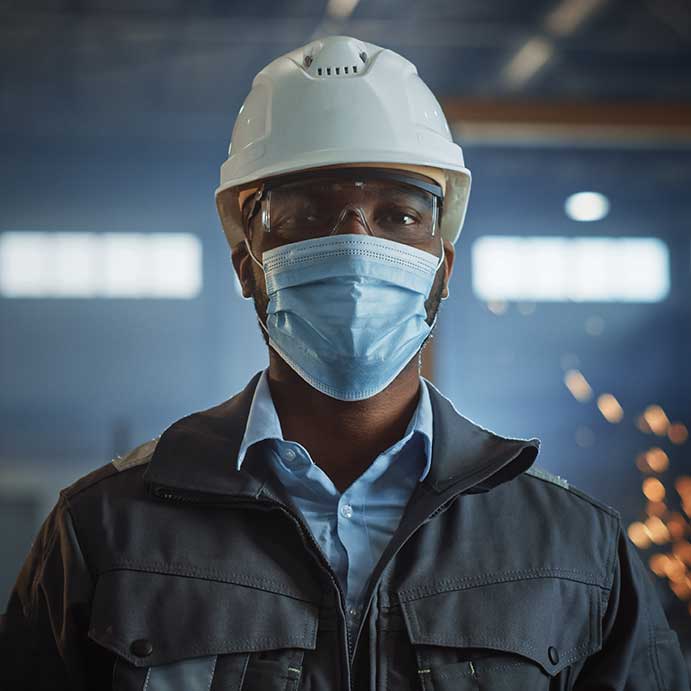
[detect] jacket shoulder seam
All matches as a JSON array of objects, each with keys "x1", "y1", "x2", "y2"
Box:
[
  {"x1": 111, "y1": 437, "x2": 160, "y2": 472},
  {"x1": 565, "y1": 484, "x2": 621, "y2": 520},
  {"x1": 523, "y1": 465, "x2": 621, "y2": 520},
  {"x1": 60, "y1": 463, "x2": 119, "y2": 500},
  {"x1": 523, "y1": 464, "x2": 569, "y2": 489},
  {"x1": 60, "y1": 437, "x2": 159, "y2": 501}
]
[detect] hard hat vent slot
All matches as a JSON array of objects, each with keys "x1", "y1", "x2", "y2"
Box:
[{"x1": 315, "y1": 65, "x2": 359, "y2": 77}]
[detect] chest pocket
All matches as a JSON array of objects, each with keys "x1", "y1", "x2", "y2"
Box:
[
  {"x1": 88, "y1": 569, "x2": 319, "y2": 691},
  {"x1": 395, "y1": 575, "x2": 602, "y2": 691}
]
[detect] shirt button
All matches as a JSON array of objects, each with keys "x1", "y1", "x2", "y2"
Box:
[
  {"x1": 340, "y1": 503, "x2": 353, "y2": 519},
  {"x1": 348, "y1": 607, "x2": 359, "y2": 617},
  {"x1": 283, "y1": 448, "x2": 296, "y2": 462},
  {"x1": 548, "y1": 646, "x2": 560, "y2": 665}
]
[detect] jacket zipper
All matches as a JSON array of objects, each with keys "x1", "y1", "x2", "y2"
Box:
[
  {"x1": 151, "y1": 485, "x2": 354, "y2": 690},
  {"x1": 351, "y1": 494, "x2": 458, "y2": 664}
]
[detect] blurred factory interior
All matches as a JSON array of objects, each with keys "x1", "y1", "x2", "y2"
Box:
[{"x1": 1, "y1": 0, "x2": 690, "y2": 670}]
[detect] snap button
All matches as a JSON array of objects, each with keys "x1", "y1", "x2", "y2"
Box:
[
  {"x1": 130, "y1": 638, "x2": 153, "y2": 657},
  {"x1": 548, "y1": 646, "x2": 559, "y2": 665}
]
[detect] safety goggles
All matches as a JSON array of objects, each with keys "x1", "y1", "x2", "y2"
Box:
[{"x1": 241, "y1": 168, "x2": 443, "y2": 249}]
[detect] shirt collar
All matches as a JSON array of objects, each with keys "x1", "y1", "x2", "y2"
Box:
[
  {"x1": 144, "y1": 369, "x2": 540, "y2": 498},
  {"x1": 236, "y1": 368, "x2": 433, "y2": 482}
]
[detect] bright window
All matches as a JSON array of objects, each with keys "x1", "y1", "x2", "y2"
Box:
[
  {"x1": 472, "y1": 236, "x2": 669, "y2": 303},
  {"x1": 0, "y1": 232, "x2": 202, "y2": 298}
]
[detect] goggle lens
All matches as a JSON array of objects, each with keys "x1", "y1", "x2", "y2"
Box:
[{"x1": 244, "y1": 173, "x2": 442, "y2": 248}]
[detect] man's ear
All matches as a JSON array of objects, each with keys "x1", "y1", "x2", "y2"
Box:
[
  {"x1": 216, "y1": 189, "x2": 241, "y2": 250},
  {"x1": 231, "y1": 243, "x2": 255, "y2": 299},
  {"x1": 441, "y1": 239, "x2": 455, "y2": 300}
]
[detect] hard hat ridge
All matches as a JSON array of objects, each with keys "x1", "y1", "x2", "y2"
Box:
[{"x1": 291, "y1": 35, "x2": 377, "y2": 79}]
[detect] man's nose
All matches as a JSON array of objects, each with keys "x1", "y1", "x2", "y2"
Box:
[{"x1": 332, "y1": 206, "x2": 372, "y2": 236}]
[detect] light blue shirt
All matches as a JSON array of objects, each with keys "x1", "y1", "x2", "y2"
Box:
[{"x1": 236, "y1": 368, "x2": 433, "y2": 637}]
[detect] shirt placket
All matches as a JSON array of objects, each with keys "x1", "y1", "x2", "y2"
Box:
[{"x1": 336, "y1": 490, "x2": 363, "y2": 645}]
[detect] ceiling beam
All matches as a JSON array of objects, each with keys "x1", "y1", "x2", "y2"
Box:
[{"x1": 442, "y1": 100, "x2": 691, "y2": 146}]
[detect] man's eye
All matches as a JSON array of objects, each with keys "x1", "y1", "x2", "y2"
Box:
[{"x1": 381, "y1": 209, "x2": 418, "y2": 225}]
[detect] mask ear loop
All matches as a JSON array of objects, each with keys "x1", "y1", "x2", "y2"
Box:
[
  {"x1": 418, "y1": 232, "x2": 445, "y2": 375},
  {"x1": 241, "y1": 225, "x2": 273, "y2": 334},
  {"x1": 239, "y1": 192, "x2": 270, "y2": 333},
  {"x1": 421, "y1": 232, "x2": 446, "y2": 337},
  {"x1": 440, "y1": 236, "x2": 450, "y2": 301},
  {"x1": 242, "y1": 188, "x2": 267, "y2": 271},
  {"x1": 432, "y1": 197, "x2": 450, "y2": 301},
  {"x1": 244, "y1": 235, "x2": 264, "y2": 271},
  {"x1": 242, "y1": 233, "x2": 272, "y2": 338}
]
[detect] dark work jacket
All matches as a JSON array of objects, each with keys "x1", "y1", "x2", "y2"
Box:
[{"x1": 1, "y1": 371, "x2": 688, "y2": 690}]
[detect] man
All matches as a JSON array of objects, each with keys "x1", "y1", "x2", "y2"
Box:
[{"x1": 1, "y1": 35, "x2": 688, "y2": 691}]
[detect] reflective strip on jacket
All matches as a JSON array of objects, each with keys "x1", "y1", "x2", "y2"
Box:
[{"x1": 1, "y1": 371, "x2": 688, "y2": 690}]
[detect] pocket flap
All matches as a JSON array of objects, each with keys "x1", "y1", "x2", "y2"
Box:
[
  {"x1": 88, "y1": 569, "x2": 319, "y2": 667},
  {"x1": 398, "y1": 576, "x2": 601, "y2": 677}
]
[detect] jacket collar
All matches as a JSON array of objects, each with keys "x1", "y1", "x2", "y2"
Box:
[{"x1": 143, "y1": 371, "x2": 541, "y2": 497}]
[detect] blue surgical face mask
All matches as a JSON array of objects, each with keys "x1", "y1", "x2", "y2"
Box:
[{"x1": 245, "y1": 233, "x2": 445, "y2": 401}]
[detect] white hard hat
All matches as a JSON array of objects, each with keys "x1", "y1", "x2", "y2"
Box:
[{"x1": 215, "y1": 35, "x2": 471, "y2": 249}]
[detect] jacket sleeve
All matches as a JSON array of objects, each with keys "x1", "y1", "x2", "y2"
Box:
[
  {"x1": 575, "y1": 515, "x2": 690, "y2": 690},
  {"x1": 0, "y1": 492, "x2": 95, "y2": 690}
]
